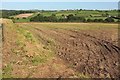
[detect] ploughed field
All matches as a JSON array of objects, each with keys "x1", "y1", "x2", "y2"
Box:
[{"x1": 2, "y1": 19, "x2": 120, "y2": 78}]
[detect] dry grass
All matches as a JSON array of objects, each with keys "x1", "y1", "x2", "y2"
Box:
[
  {"x1": 17, "y1": 22, "x2": 118, "y2": 30},
  {"x1": 15, "y1": 13, "x2": 33, "y2": 18}
]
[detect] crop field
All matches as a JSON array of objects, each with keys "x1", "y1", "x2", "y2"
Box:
[
  {"x1": 8, "y1": 10, "x2": 118, "y2": 23},
  {"x1": 2, "y1": 19, "x2": 120, "y2": 78},
  {"x1": 39, "y1": 10, "x2": 118, "y2": 17},
  {"x1": 14, "y1": 13, "x2": 33, "y2": 18}
]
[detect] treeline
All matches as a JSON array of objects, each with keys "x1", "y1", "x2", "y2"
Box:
[
  {"x1": 0, "y1": 10, "x2": 34, "y2": 18},
  {"x1": 30, "y1": 14, "x2": 117, "y2": 23}
]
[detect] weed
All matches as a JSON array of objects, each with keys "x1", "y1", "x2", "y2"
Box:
[
  {"x1": 17, "y1": 27, "x2": 35, "y2": 42},
  {"x1": 75, "y1": 72, "x2": 90, "y2": 79},
  {"x1": 31, "y1": 55, "x2": 47, "y2": 65},
  {"x1": 3, "y1": 64, "x2": 13, "y2": 78}
]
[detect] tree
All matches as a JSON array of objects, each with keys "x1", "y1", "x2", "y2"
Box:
[
  {"x1": 61, "y1": 14, "x2": 65, "y2": 17},
  {"x1": 93, "y1": 19, "x2": 104, "y2": 22},
  {"x1": 98, "y1": 19, "x2": 104, "y2": 22},
  {"x1": 94, "y1": 19, "x2": 99, "y2": 22},
  {"x1": 90, "y1": 15, "x2": 93, "y2": 17},
  {"x1": 16, "y1": 18, "x2": 19, "y2": 20},
  {"x1": 102, "y1": 13, "x2": 109, "y2": 17},
  {"x1": 67, "y1": 14, "x2": 74, "y2": 21},
  {"x1": 59, "y1": 18, "x2": 67, "y2": 22},
  {"x1": 87, "y1": 19, "x2": 93, "y2": 22},
  {"x1": 30, "y1": 14, "x2": 44, "y2": 22},
  {"x1": 66, "y1": 14, "x2": 86, "y2": 22},
  {"x1": 10, "y1": 17, "x2": 14, "y2": 19},
  {"x1": 51, "y1": 14, "x2": 56, "y2": 17},
  {"x1": 104, "y1": 17, "x2": 114, "y2": 22},
  {"x1": 23, "y1": 17, "x2": 26, "y2": 19}
]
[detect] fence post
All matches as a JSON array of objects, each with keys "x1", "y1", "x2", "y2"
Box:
[
  {"x1": 1, "y1": 24, "x2": 4, "y2": 42},
  {"x1": 0, "y1": 23, "x2": 2, "y2": 79}
]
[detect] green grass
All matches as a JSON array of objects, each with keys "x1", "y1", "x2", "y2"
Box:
[
  {"x1": 31, "y1": 48, "x2": 55, "y2": 66},
  {"x1": 31, "y1": 55, "x2": 47, "y2": 65},
  {"x1": 75, "y1": 72, "x2": 90, "y2": 79},
  {"x1": 14, "y1": 18, "x2": 30, "y2": 23},
  {"x1": 3, "y1": 64, "x2": 13, "y2": 78},
  {"x1": 16, "y1": 21, "x2": 56, "y2": 66},
  {"x1": 3, "y1": 19, "x2": 58, "y2": 78},
  {"x1": 13, "y1": 10, "x2": 118, "y2": 23},
  {"x1": 17, "y1": 27, "x2": 35, "y2": 42}
]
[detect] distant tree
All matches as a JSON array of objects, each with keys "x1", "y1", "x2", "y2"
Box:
[
  {"x1": 23, "y1": 17, "x2": 26, "y2": 19},
  {"x1": 87, "y1": 19, "x2": 93, "y2": 22},
  {"x1": 51, "y1": 14, "x2": 56, "y2": 17},
  {"x1": 30, "y1": 14, "x2": 44, "y2": 22},
  {"x1": 117, "y1": 20, "x2": 120, "y2": 23},
  {"x1": 90, "y1": 15, "x2": 92, "y2": 17},
  {"x1": 79, "y1": 9, "x2": 82, "y2": 11},
  {"x1": 98, "y1": 19, "x2": 104, "y2": 22},
  {"x1": 61, "y1": 14, "x2": 65, "y2": 17},
  {"x1": 16, "y1": 18, "x2": 19, "y2": 20},
  {"x1": 78, "y1": 17, "x2": 86, "y2": 22},
  {"x1": 105, "y1": 13, "x2": 109, "y2": 17},
  {"x1": 67, "y1": 14, "x2": 74, "y2": 20},
  {"x1": 93, "y1": 19, "x2": 99, "y2": 22},
  {"x1": 49, "y1": 14, "x2": 58, "y2": 22},
  {"x1": 93, "y1": 19, "x2": 104, "y2": 22},
  {"x1": 10, "y1": 17, "x2": 14, "y2": 19},
  {"x1": 66, "y1": 14, "x2": 86, "y2": 22},
  {"x1": 104, "y1": 17, "x2": 114, "y2": 22},
  {"x1": 66, "y1": 14, "x2": 75, "y2": 22},
  {"x1": 59, "y1": 18, "x2": 67, "y2": 22},
  {"x1": 102, "y1": 13, "x2": 109, "y2": 17}
]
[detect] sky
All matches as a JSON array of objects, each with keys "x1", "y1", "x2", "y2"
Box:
[
  {"x1": 1, "y1": 2, "x2": 119, "y2": 10},
  {"x1": 1, "y1": 0, "x2": 119, "y2": 2}
]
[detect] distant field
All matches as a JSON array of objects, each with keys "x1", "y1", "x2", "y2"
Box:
[
  {"x1": 12, "y1": 13, "x2": 35, "y2": 22},
  {"x1": 11, "y1": 10, "x2": 118, "y2": 23},
  {"x1": 2, "y1": 19, "x2": 120, "y2": 78},
  {"x1": 15, "y1": 13, "x2": 33, "y2": 18},
  {"x1": 39, "y1": 10, "x2": 118, "y2": 17}
]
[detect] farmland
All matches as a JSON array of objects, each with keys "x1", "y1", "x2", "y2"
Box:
[
  {"x1": 1, "y1": 10, "x2": 118, "y2": 23},
  {"x1": 14, "y1": 13, "x2": 33, "y2": 18},
  {"x1": 2, "y1": 19, "x2": 120, "y2": 78}
]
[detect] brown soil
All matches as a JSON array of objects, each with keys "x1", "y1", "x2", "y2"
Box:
[
  {"x1": 2, "y1": 20, "x2": 120, "y2": 78},
  {"x1": 15, "y1": 13, "x2": 33, "y2": 18},
  {"x1": 2, "y1": 19, "x2": 77, "y2": 78},
  {"x1": 32, "y1": 27, "x2": 120, "y2": 78}
]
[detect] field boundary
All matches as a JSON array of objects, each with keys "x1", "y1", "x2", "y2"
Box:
[
  {"x1": 15, "y1": 22, "x2": 119, "y2": 24},
  {"x1": 0, "y1": 23, "x2": 3, "y2": 79}
]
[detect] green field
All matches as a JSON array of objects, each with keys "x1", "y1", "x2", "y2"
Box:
[{"x1": 8, "y1": 10, "x2": 118, "y2": 23}]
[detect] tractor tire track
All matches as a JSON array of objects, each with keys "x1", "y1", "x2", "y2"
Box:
[{"x1": 33, "y1": 27, "x2": 120, "y2": 78}]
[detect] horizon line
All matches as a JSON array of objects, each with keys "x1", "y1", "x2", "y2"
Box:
[{"x1": 1, "y1": 9, "x2": 118, "y2": 11}]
